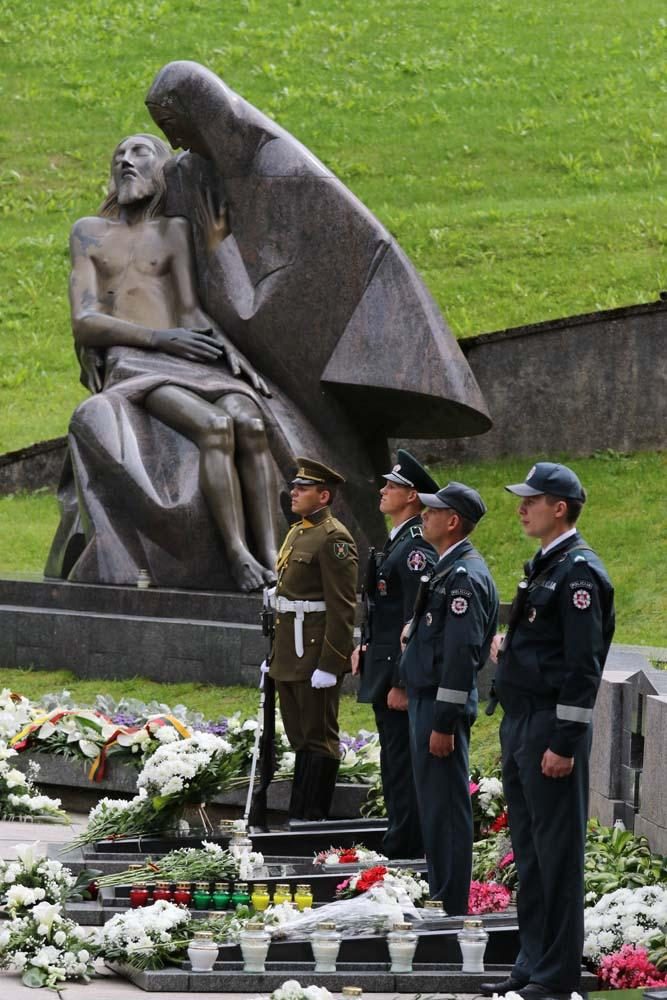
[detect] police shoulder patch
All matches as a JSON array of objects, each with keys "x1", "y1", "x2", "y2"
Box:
[
  {"x1": 333, "y1": 540, "x2": 350, "y2": 559},
  {"x1": 572, "y1": 588, "x2": 592, "y2": 610},
  {"x1": 407, "y1": 549, "x2": 428, "y2": 572},
  {"x1": 450, "y1": 595, "x2": 469, "y2": 616}
]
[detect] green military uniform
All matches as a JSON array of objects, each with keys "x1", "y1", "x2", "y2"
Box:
[{"x1": 269, "y1": 457, "x2": 358, "y2": 820}]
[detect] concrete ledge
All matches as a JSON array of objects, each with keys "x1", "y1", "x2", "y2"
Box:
[{"x1": 16, "y1": 752, "x2": 370, "y2": 818}]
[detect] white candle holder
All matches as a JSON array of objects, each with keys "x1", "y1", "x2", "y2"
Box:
[
  {"x1": 311, "y1": 921, "x2": 341, "y2": 973},
  {"x1": 187, "y1": 932, "x2": 219, "y2": 972},
  {"x1": 240, "y1": 922, "x2": 271, "y2": 973},
  {"x1": 387, "y1": 921, "x2": 418, "y2": 973},
  {"x1": 457, "y1": 917, "x2": 489, "y2": 973}
]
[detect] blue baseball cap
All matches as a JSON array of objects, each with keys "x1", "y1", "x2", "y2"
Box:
[
  {"x1": 505, "y1": 462, "x2": 586, "y2": 501},
  {"x1": 417, "y1": 481, "x2": 487, "y2": 523}
]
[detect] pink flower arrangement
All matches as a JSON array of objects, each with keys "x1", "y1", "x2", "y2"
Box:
[
  {"x1": 499, "y1": 850, "x2": 514, "y2": 868},
  {"x1": 468, "y1": 880, "x2": 512, "y2": 914},
  {"x1": 597, "y1": 945, "x2": 667, "y2": 989}
]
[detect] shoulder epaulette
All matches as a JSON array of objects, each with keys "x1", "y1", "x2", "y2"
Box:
[
  {"x1": 455, "y1": 564, "x2": 469, "y2": 574},
  {"x1": 325, "y1": 519, "x2": 337, "y2": 534},
  {"x1": 410, "y1": 524, "x2": 423, "y2": 538}
]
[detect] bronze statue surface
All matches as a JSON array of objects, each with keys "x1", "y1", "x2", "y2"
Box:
[{"x1": 47, "y1": 62, "x2": 491, "y2": 592}]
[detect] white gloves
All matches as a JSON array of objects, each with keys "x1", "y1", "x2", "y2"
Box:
[
  {"x1": 311, "y1": 668, "x2": 337, "y2": 689},
  {"x1": 259, "y1": 659, "x2": 270, "y2": 688}
]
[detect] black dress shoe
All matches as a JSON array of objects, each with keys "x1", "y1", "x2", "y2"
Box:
[
  {"x1": 517, "y1": 984, "x2": 572, "y2": 1000},
  {"x1": 479, "y1": 977, "x2": 528, "y2": 996}
]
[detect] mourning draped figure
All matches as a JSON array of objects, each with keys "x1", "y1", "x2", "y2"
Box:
[{"x1": 46, "y1": 61, "x2": 492, "y2": 591}]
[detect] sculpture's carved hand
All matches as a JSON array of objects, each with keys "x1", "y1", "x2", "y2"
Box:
[
  {"x1": 152, "y1": 328, "x2": 223, "y2": 362},
  {"x1": 220, "y1": 341, "x2": 272, "y2": 397}
]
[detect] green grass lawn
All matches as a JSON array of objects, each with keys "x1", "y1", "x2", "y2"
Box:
[
  {"x1": 1, "y1": 449, "x2": 665, "y2": 645},
  {"x1": 2, "y1": 0, "x2": 665, "y2": 451}
]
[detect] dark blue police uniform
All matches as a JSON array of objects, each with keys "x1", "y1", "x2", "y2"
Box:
[
  {"x1": 358, "y1": 513, "x2": 437, "y2": 857},
  {"x1": 490, "y1": 464, "x2": 615, "y2": 997},
  {"x1": 401, "y1": 485, "x2": 499, "y2": 914}
]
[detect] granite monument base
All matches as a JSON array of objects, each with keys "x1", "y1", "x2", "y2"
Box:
[
  {"x1": 16, "y1": 752, "x2": 370, "y2": 819},
  {"x1": 0, "y1": 575, "x2": 506, "y2": 694}
]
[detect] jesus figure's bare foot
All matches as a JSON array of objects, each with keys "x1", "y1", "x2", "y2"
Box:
[{"x1": 229, "y1": 547, "x2": 270, "y2": 592}]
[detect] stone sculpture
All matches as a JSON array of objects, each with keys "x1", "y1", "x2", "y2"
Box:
[{"x1": 46, "y1": 61, "x2": 491, "y2": 591}]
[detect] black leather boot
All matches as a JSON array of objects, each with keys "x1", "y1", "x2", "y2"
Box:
[
  {"x1": 288, "y1": 749, "x2": 307, "y2": 819},
  {"x1": 301, "y1": 753, "x2": 340, "y2": 820}
]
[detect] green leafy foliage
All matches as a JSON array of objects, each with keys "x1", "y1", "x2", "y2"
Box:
[{"x1": 585, "y1": 818, "x2": 667, "y2": 904}]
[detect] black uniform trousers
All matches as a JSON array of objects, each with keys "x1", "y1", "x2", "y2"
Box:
[
  {"x1": 374, "y1": 703, "x2": 423, "y2": 858},
  {"x1": 408, "y1": 692, "x2": 472, "y2": 915},
  {"x1": 501, "y1": 708, "x2": 591, "y2": 993}
]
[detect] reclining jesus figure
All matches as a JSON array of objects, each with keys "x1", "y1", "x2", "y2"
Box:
[{"x1": 66, "y1": 133, "x2": 279, "y2": 591}]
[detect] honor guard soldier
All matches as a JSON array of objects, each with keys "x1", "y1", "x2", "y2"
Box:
[
  {"x1": 481, "y1": 463, "x2": 614, "y2": 1000},
  {"x1": 400, "y1": 482, "x2": 499, "y2": 914},
  {"x1": 268, "y1": 457, "x2": 358, "y2": 821},
  {"x1": 352, "y1": 450, "x2": 438, "y2": 858}
]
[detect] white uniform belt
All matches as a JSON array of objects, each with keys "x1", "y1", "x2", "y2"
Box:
[{"x1": 269, "y1": 591, "x2": 326, "y2": 658}]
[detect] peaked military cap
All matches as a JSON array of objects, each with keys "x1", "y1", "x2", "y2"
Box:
[
  {"x1": 418, "y1": 480, "x2": 487, "y2": 523},
  {"x1": 383, "y1": 448, "x2": 440, "y2": 494},
  {"x1": 291, "y1": 456, "x2": 346, "y2": 486},
  {"x1": 505, "y1": 462, "x2": 586, "y2": 502}
]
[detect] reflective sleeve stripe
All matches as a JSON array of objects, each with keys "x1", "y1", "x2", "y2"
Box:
[
  {"x1": 436, "y1": 687, "x2": 469, "y2": 705},
  {"x1": 557, "y1": 704, "x2": 593, "y2": 723}
]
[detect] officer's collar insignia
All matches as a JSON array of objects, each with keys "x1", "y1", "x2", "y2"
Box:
[
  {"x1": 407, "y1": 549, "x2": 427, "y2": 572},
  {"x1": 333, "y1": 540, "x2": 350, "y2": 559},
  {"x1": 528, "y1": 607, "x2": 537, "y2": 623},
  {"x1": 425, "y1": 611, "x2": 433, "y2": 626}
]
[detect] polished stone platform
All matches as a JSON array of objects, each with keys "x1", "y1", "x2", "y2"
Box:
[
  {"x1": 50, "y1": 820, "x2": 389, "y2": 877},
  {"x1": 0, "y1": 575, "x2": 266, "y2": 684},
  {"x1": 109, "y1": 961, "x2": 524, "y2": 994},
  {"x1": 16, "y1": 753, "x2": 370, "y2": 819},
  {"x1": 0, "y1": 574, "x2": 505, "y2": 693},
  {"x1": 108, "y1": 957, "x2": 598, "y2": 994}
]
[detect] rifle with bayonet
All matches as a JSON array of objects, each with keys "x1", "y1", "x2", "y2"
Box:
[
  {"x1": 248, "y1": 589, "x2": 277, "y2": 829},
  {"x1": 358, "y1": 546, "x2": 377, "y2": 672}
]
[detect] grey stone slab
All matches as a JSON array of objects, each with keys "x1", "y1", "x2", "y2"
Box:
[
  {"x1": 429, "y1": 299, "x2": 667, "y2": 464},
  {"x1": 634, "y1": 816, "x2": 667, "y2": 857},
  {"x1": 0, "y1": 608, "x2": 17, "y2": 666},
  {"x1": 15, "y1": 609, "x2": 61, "y2": 649},
  {"x1": 15, "y1": 644, "x2": 59, "y2": 670},
  {"x1": 590, "y1": 676, "x2": 624, "y2": 797},
  {"x1": 637, "y1": 695, "x2": 667, "y2": 827},
  {"x1": 108, "y1": 963, "x2": 191, "y2": 992},
  {"x1": 109, "y1": 958, "x2": 597, "y2": 994},
  {"x1": 588, "y1": 789, "x2": 626, "y2": 827},
  {"x1": 620, "y1": 765, "x2": 640, "y2": 806}
]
